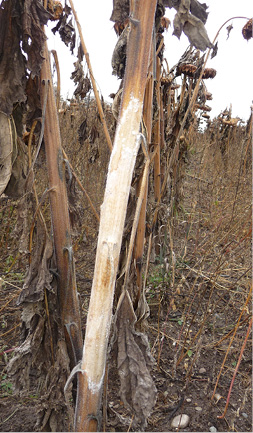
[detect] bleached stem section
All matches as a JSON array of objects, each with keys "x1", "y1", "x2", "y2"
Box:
[{"x1": 83, "y1": 97, "x2": 143, "y2": 384}]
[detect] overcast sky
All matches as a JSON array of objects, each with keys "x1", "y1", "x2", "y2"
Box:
[{"x1": 47, "y1": 0, "x2": 253, "y2": 121}]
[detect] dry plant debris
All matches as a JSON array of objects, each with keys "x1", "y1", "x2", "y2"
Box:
[{"x1": 0, "y1": 1, "x2": 252, "y2": 432}]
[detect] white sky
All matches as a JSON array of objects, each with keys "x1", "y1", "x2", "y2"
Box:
[{"x1": 47, "y1": 0, "x2": 253, "y2": 121}]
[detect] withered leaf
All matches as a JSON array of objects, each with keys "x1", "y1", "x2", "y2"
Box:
[
  {"x1": 183, "y1": 15, "x2": 213, "y2": 51},
  {"x1": 190, "y1": 0, "x2": 208, "y2": 24},
  {"x1": 59, "y1": 18, "x2": 75, "y2": 52},
  {"x1": 226, "y1": 24, "x2": 233, "y2": 40},
  {"x1": 0, "y1": 112, "x2": 14, "y2": 195},
  {"x1": 115, "y1": 291, "x2": 157, "y2": 429},
  {"x1": 0, "y1": 0, "x2": 52, "y2": 116},
  {"x1": 163, "y1": 0, "x2": 212, "y2": 51},
  {"x1": 71, "y1": 60, "x2": 91, "y2": 99},
  {"x1": 11, "y1": 195, "x2": 31, "y2": 254},
  {"x1": 211, "y1": 41, "x2": 218, "y2": 59},
  {"x1": 0, "y1": 0, "x2": 27, "y2": 116},
  {"x1": 25, "y1": 74, "x2": 41, "y2": 122},
  {"x1": 52, "y1": 6, "x2": 76, "y2": 53},
  {"x1": 88, "y1": 125, "x2": 99, "y2": 144},
  {"x1": 163, "y1": 0, "x2": 208, "y2": 22},
  {"x1": 17, "y1": 222, "x2": 54, "y2": 305},
  {"x1": 4, "y1": 137, "x2": 29, "y2": 199},
  {"x1": 36, "y1": 340, "x2": 74, "y2": 432},
  {"x1": 111, "y1": 25, "x2": 129, "y2": 78},
  {"x1": 110, "y1": 0, "x2": 130, "y2": 23},
  {"x1": 78, "y1": 118, "x2": 88, "y2": 144},
  {"x1": 173, "y1": 8, "x2": 213, "y2": 51},
  {"x1": 22, "y1": 0, "x2": 52, "y2": 77}
]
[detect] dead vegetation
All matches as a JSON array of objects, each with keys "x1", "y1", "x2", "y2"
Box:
[
  {"x1": 0, "y1": 97, "x2": 251, "y2": 432},
  {"x1": 0, "y1": 1, "x2": 252, "y2": 432}
]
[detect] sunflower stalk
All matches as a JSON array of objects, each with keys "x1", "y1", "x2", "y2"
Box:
[
  {"x1": 74, "y1": 1, "x2": 157, "y2": 430},
  {"x1": 40, "y1": 35, "x2": 83, "y2": 368}
]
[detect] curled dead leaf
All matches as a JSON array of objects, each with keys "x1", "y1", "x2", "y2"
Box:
[
  {"x1": 110, "y1": 0, "x2": 129, "y2": 24},
  {"x1": 114, "y1": 291, "x2": 157, "y2": 429},
  {"x1": 172, "y1": 1, "x2": 213, "y2": 51},
  {"x1": 0, "y1": 112, "x2": 15, "y2": 195},
  {"x1": 52, "y1": 5, "x2": 76, "y2": 53},
  {"x1": 4, "y1": 137, "x2": 29, "y2": 199},
  {"x1": 17, "y1": 222, "x2": 54, "y2": 305},
  {"x1": 111, "y1": 25, "x2": 129, "y2": 78}
]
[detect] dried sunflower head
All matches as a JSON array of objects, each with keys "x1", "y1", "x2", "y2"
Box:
[
  {"x1": 177, "y1": 64, "x2": 197, "y2": 77},
  {"x1": 202, "y1": 113, "x2": 210, "y2": 119},
  {"x1": 242, "y1": 18, "x2": 253, "y2": 40},
  {"x1": 202, "y1": 68, "x2": 216, "y2": 79},
  {"x1": 160, "y1": 16, "x2": 171, "y2": 31},
  {"x1": 205, "y1": 92, "x2": 213, "y2": 100},
  {"x1": 47, "y1": 0, "x2": 63, "y2": 21}
]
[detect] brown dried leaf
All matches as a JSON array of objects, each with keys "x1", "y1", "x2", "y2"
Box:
[
  {"x1": 22, "y1": 0, "x2": 52, "y2": 77},
  {"x1": 168, "y1": 0, "x2": 213, "y2": 51},
  {"x1": 52, "y1": 5, "x2": 76, "y2": 53},
  {"x1": 0, "y1": 112, "x2": 13, "y2": 195},
  {"x1": 115, "y1": 291, "x2": 157, "y2": 429},
  {"x1": 7, "y1": 292, "x2": 72, "y2": 431},
  {"x1": 0, "y1": 0, "x2": 52, "y2": 116},
  {"x1": 78, "y1": 118, "x2": 88, "y2": 144},
  {"x1": 226, "y1": 23, "x2": 233, "y2": 40},
  {"x1": 163, "y1": 0, "x2": 209, "y2": 24},
  {"x1": 11, "y1": 196, "x2": 31, "y2": 254},
  {"x1": 190, "y1": 0, "x2": 209, "y2": 24},
  {"x1": 183, "y1": 15, "x2": 213, "y2": 51},
  {"x1": 36, "y1": 340, "x2": 74, "y2": 432},
  {"x1": 71, "y1": 59, "x2": 91, "y2": 99},
  {"x1": 110, "y1": 0, "x2": 129, "y2": 23},
  {"x1": 66, "y1": 175, "x2": 83, "y2": 231},
  {"x1": 111, "y1": 25, "x2": 129, "y2": 78},
  {"x1": 0, "y1": 1, "x2": 27, "y2": 116},
  {"x1": 7, "y1": 313, "x2": 46, "y2": 393},
  {"x1": 88, "y1": 125, "x2": 100, "y2": 144},
  {"x1": 4, "y1": 137, "x2": 29, "y2": 199},
  {"x1": 17, "y1": 222, "x2": 54, "y2": 305},
  {"x1": 25, "y1": 74, "x2": 42, "y2": 122}
]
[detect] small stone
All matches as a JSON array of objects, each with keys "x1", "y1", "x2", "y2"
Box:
[
  {"x1": 242, "y1": 412, "x2": 248, "y2": 419},
  {"x1": 214, "y1": 393, "x2": 222, "y2": 402},
  {"x1": 195, "y1": 406, "x2": 202, "y2": 411},
  {"x1": 199, "y1": 367, "x2": 207, "y2": 374},
  {"x1": 209, "y1": 426, "x2": 217, "y2": 432},
  {"x1": 186, "y1": 398, "x2": 192, "y2": 402},
  {"x1": 171, "y1": 414, "x2": 190, "y2": 429}
]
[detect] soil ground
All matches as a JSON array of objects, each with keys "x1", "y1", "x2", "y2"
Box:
[{"x1": 0, "y1": 110, "x2": 252, "y2": 432}]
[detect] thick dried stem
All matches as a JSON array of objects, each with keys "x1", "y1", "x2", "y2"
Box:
[
  {"x1": 74, "y1": 1, "x2": 158, "y2": 431},
  {"x1": 40, "y1": 37, "x2": 83, "y2": 368}
]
